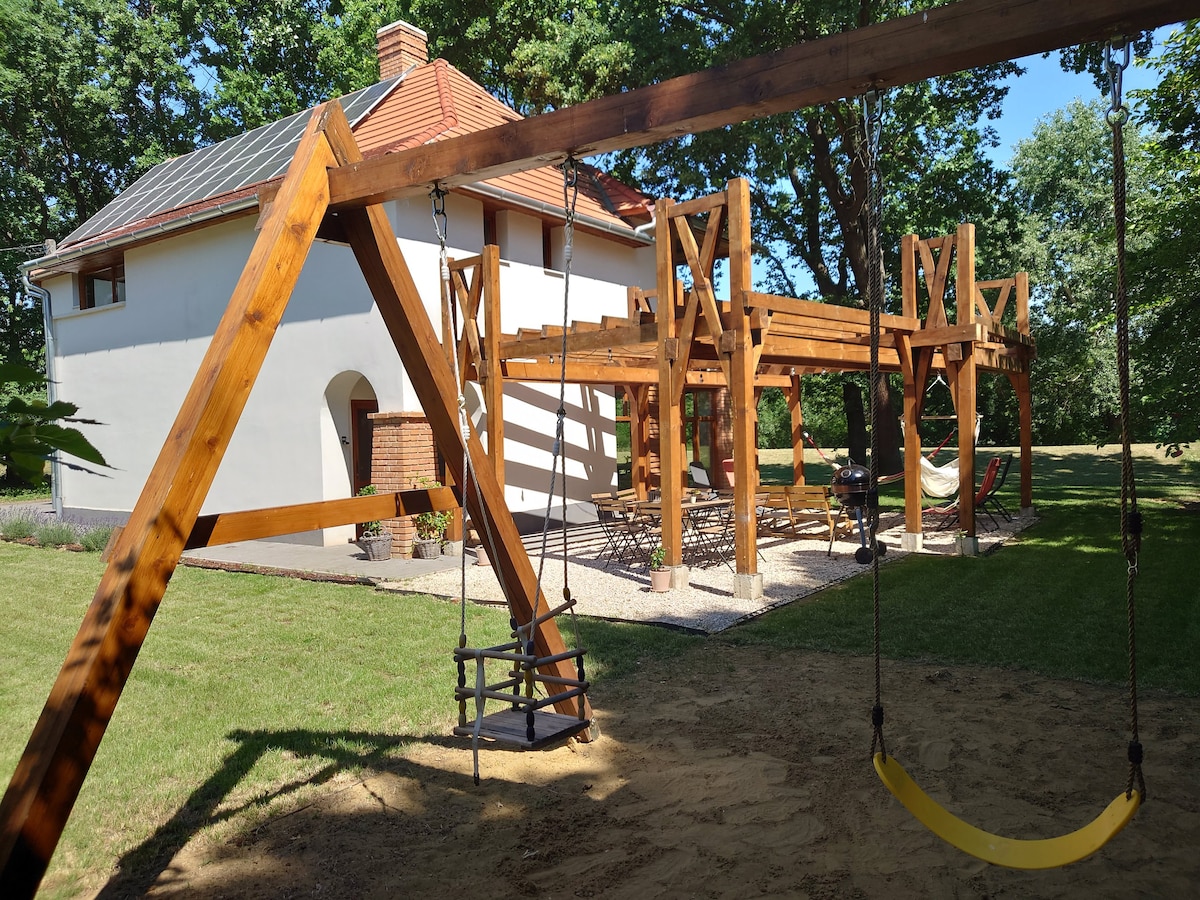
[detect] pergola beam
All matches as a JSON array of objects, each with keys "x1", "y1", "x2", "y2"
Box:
[{"x1": 327, "y1": 0, "x2": 1194, "y2": 206}]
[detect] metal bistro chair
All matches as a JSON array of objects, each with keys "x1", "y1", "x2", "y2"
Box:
[
  {"x1": 929, "y1": 456, "x2": 1003, "y2": 532},
  {"x1": 981, "y1": 453, "x2": 1014, "y2": 523},
  {"x1": 592, "y1": 496, "x2": 649, "y2": 567},
  {"x1": 690, "y1": 500, "x2": 736, "y2": 569}
]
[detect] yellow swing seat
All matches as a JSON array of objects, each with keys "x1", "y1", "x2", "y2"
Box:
[{"x1": 874, "y1": 753, "x2": 1140, "y2": 870}]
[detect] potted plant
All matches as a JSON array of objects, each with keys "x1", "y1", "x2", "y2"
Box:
[
  {"x1": 355, "y1": 485, "x2": 392, "y2": 561},
  {"x1": 648, "y1": 545, "x2": 671, "y2": 592},
  {"x1": 412, "y1": 477, "x2": 452, "y2": 559}
]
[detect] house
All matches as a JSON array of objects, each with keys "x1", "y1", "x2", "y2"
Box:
[{"x1": 23, "y1": 21, "x2": 657, "y2": 554}]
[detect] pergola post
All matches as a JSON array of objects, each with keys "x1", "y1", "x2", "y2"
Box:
[
  {"x1": 481, "y1": 245, "x2": 505, "y2": 490},
  {"x1": 789, "y1": 371, "x2": 806, "y2": 485},
  {"x1": 954, "y1": 223, "x2": 979, "y2": 551},
  {"x1": 655, "y1": 198, "x2": 686, "y2": 578},
  {"x1": 726, "y1": 179, "x2": 763, "y2": 598}
]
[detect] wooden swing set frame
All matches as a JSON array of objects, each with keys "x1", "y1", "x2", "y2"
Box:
[{"x1": 3, "y1": 1, "x2": 1196, "y2": 894}]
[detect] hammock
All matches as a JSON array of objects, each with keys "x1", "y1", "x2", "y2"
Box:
[
  {"x1": 919, "y1": 455, "x2": 959, "y2": 498},
  {"x1": 878, "y1": 455, "x2": 959, "y2": 496}
]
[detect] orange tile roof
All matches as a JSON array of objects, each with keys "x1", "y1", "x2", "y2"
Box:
[{"x1": 353, "y1": 60, "x2": 650, "y2": 229}]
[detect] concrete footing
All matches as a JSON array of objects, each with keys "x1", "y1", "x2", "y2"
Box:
[
  {"x1": 669, "y1": 566, "x2": 691, "y2": 590},
  {"x1": 734, "y1": 572, "x2": 764, "y2": 600}
]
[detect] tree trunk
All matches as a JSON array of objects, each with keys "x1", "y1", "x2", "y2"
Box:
[
  {"x1": 873, "y1": 376, "x2": 903, "y2": 476},
  {"x1": 843, "y1": 378, "x2": 902, "y2": 474},
  {"x1": 843, "y1": 381, "x2": 867, "y2": 466}
]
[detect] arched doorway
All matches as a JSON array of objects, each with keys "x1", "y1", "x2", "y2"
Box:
[{"x1": 323, "y1": 372, "x2": 379, "y2": 543}]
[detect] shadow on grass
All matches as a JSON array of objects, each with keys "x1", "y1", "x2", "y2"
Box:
[
  {"x1": 95, "y1": 614, "x2": 701, "y2": 899},
  {"x1": 95, "y1": 727, "x2": 410, "y2": 898}
]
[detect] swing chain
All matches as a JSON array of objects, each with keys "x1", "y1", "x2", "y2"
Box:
[
  {"x1": 1105, "y1": 35, "x2": 1146, "y2": 803},
  {"x1": 862, "y1": 86, "x2": 888, "y2": 759},
  {"x1": 430, "y1": 186, "x2": 449, "y2": 246}
]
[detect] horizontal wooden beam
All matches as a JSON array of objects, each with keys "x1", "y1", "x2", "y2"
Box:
[
  {"x1": 498, "y1": 360, "x2": 791, "y2": 387},
  {"x1": 749, "y1": 292, "x2": 921, "y2": 332},
  {"x1": 184, "y1": 488, "x2": 460, "y2": 550},
  {"x1": 326, "y1": 0, "x2": 1195, "y2": 207},
  {"x1": 908, "y1": 323, "x2": 985, "y2": 348},
  {"x1": 497, "y1": 322, "x2": 659, "y2": 360}
]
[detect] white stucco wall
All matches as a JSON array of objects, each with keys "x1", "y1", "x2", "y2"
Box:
[{"x1": 47, "y1": 197, "x2": 653, "y2": 542}]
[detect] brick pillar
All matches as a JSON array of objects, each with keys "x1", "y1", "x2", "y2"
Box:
[
  {"x1": 369, "y1": 411, "x2": 438, "y2": 557},
  {"x1": 713, "y1": 386, "x2": 735, "y2": 488}
]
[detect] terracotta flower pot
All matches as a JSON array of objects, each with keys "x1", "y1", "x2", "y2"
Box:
[{"x1": 649, "y1": 568, "x2": 671, "y2": 592}]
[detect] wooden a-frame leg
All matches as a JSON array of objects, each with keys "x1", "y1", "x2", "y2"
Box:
[
  {"x1": 318, "y1": 110, "x2": 593, "y2": 724},
  {"x1": 0, "y1": 106, "x2": 338, "y2": 897}
]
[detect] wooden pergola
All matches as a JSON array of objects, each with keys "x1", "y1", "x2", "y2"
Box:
[
  {"x1": 3, "y1": 1, "x2": 1195, "y2": 894},
  {"x1": 454, "y1": 185, "x2": 1036, "y2": 595}
]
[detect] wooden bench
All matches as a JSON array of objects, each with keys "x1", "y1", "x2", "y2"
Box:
[{"x1": 755, "y1": 485, "x2": 842, "y2": 538}]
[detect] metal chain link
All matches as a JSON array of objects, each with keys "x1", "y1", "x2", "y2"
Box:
[
  {"x1": 532, "y1": 157, "x2": 584, "y2": 652},
  {"x1": 431, "y1": 186, "x2": 474, "y2": 646}
]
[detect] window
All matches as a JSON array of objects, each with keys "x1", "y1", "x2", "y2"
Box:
[
  {"x1": 683, "y1": 389, "x2": 717, "y2": 473},
  {"x1": 80, "y1": 263, "x2": 125, "y2": 310}
]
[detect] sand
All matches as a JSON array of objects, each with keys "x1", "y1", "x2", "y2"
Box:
[{"x1": 136, "y1": 646, "x2": 1199, "y2": 899}]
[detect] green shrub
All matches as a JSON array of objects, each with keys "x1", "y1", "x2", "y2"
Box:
[
  {"x1": 80, "y1": 524, "x2": 115, "y2": 553},
  {"x1": 35, "y1": 521, "x2": 79, "y2": 548},
  {"x1": 0, "y1": 513, "x2": 37, "y2": 540}
]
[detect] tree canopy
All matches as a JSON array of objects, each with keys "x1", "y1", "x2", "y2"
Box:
[{"x1": 0, "y1": 1, "x2": 1195, "y2": 451}]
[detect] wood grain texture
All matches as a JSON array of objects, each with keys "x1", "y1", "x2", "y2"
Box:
[
  {"x1": 327, "y1": 0, "x2": 1196, "y2": 206},
  {"x1": 0, "y1": 107, "x2": 337, "y2": 897},
  {"x1": 319, "y1": 109, "x2": 593, "y2": 727}
]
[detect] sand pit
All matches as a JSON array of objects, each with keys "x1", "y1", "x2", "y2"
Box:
[{"x1": 140, "y1": 646, "x2": 1199, "y2": 899}]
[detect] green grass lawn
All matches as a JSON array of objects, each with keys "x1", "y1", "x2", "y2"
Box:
[
  {"x1": 0, "y1": 547, "x2": 699, "y2": 899},
  {"x1": 1, "y1": 443, "x2": 1196, "y2": 896},
  {"x1": 736, "y1": 444, "x2": 1200, "y2": 694}
]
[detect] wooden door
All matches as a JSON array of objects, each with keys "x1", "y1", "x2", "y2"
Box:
[{"x1": 351, "y1": 398, "x2": 378, "y2": 495}]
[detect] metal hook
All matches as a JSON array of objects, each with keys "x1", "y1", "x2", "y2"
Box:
[
  {"x1": 560, "y1": 156, "x2": 579, "y2": 189},
  {"x1": 1105, "y1": 38, "x2": 1132, "y2": 127},
  {"x1": 430, "y1": 185, "x2": 449, "y2": 244}
]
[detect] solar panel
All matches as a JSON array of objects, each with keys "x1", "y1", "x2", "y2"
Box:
[{"x1": 60, "y1": 76, "x2": 401, "y2": 248}]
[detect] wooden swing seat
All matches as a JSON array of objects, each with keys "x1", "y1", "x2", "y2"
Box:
[
  {"x1": 454, "y1": 709, "x2": 592, "y2": 749},
  {"x1": 874, "y1": 753, "x2": 1140, "y2": 870}
]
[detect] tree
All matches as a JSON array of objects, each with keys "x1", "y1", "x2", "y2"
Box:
[
  {"x1": 0, "y1": 0, "x2": 204, "y2": 378},
  {"x1": 1129, "y1": 22, "x2": 1200, "y2": 452},
  {"x1": 496, "y1": 1, "x2": 1021, "y2": 468},
  {"x1": 1009, "y1": 99, "x2": 1156, "y2": 445},
  {"x1": 0, "y1": 363, "x2": 108, "y2": 488}
]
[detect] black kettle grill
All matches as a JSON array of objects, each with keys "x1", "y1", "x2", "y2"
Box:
[
  {"x1": 830, "y1": 463, "x2": 886, "y2": 564},
  {"x1": 831, "y1": 464, "x2": 871, "y2": 508}
]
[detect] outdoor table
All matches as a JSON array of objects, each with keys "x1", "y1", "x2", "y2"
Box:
[{"x1": 627, "y1": 497, "x2": 733, "y2": 567}]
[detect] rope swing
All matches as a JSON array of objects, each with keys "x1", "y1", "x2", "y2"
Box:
[
  {"x1": 441, "y1": 165, "x2": 592, "y2": 784},
  {"x1": 866, "y1": 43, "x2": 1143, "y2": 868}
]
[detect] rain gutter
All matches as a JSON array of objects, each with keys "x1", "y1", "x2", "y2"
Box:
[
  {"x1": 20, "y1": 273, "x2": 63, "y2": 517},
  {"x1": 19, "y1": 195, "x2": 263, "y2": 277},
  {"x1": 459, "y1": 181, "x2": 654, "y2": 246}
]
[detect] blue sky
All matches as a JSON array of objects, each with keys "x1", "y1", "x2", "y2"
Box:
[{"x1": 990, "y1": 42, "x2": 1164, "y2": 164}]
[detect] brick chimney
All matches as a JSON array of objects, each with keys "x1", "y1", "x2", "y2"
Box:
[{"x1": 377, "y1": 20, "x2": 429, "y2": 79}]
